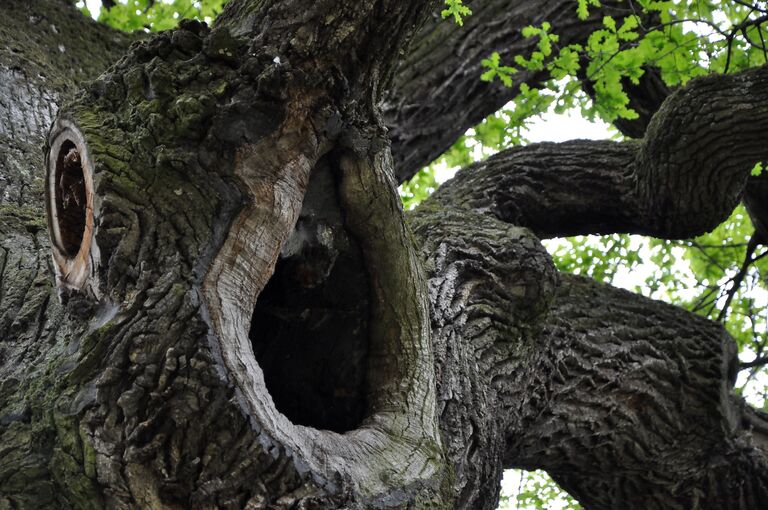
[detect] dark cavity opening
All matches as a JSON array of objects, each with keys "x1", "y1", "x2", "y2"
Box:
[
  {"x1": 249, "y1": 158, "x2": 370, "y2": 433},
  {"x1": 54, "y1": 141, "x2": 87, "y2": 256}
]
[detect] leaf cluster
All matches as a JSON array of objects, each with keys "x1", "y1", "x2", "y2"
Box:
[
  {"x1": 480, "y1": 0, "x2": 768, "y2": 127},
  {"x1": 79, "y1": 0, "x2": 226, "y2": 32},
  {"x1": 498, "y1": 469, "x2": 580, "y2": 510},
  {"x1": 442, "y1": 0, "x2": 473, "y2": 26}
]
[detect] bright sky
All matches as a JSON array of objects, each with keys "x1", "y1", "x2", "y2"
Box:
[{"x1": 83, "y1": 0, "x2": 101, "y2": 15}]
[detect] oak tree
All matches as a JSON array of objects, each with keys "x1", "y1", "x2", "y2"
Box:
[{"x1": 2, "y1": 1, "x2": 768, "y2": 509}]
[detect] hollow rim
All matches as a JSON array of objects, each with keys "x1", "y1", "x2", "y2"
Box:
[
  {"x1": 200, "y1": 134, "x2": 443, "y2": 501},
  {"x1": 45, "y1": 119, "x2": 95, "y2": 291}
]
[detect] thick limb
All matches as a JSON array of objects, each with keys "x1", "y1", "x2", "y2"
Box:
[
  {"x1": 512, "y1": 274, "x2": 768, "y2": 510},
  {"x1": 411, "y1": 63, "x2": 768, "y2": 506},
  {"x1": 386, "y1": 0, "x2": 668, "y2": 182},
  {"x1": 410, "y1": 207, "x2": 559, "y2": 510},
  {"x1": 425, "y1": 63, "x2": 768, "y2": 239},
  {"x1": 411, "y1": 206, "x2": 768, "y2": 509}
]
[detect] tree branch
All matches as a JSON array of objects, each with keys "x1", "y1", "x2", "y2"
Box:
[
  {"x1": 717, "y1": 233, "x2": 762, "y2": 321},
  {"x1": 386, "y1": 1, "x2": 674, "y2": 182},
  {"x1": 741, "y1": 355, "x2": 768, "y2": 369},
  {"x1": 410, "y1": 206, "x2": 560, "y2": 509},
  {"x1": 411, "y1": 202, "x2": 768, "y2": 508},
  {"x1": 385, "y1": 0, "x2": 643, "y2": 182},
  {"x1": 743, "y1": 171, "x2": 768, "y2": 241},
  {"x1": 507, "y1": 274, "x2": 768, "y2": 509},
  {"x1": 423, "y1": 63, "x2": 768, "y2": 239}
]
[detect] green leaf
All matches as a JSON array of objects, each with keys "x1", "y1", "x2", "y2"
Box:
[
  {"x1": 398, "y1": 166, "x2": 439, "y2": 210},
  {"x1": 441, "y1": 0, "x2": 472, "y2": 26},
  {"x1": 481, "y1": 52, "x2": 518, "y2": 84},
  {"x1": 522, "y1": 25, "x2": 540, "y2": 38},
  {"x1": 576, "y1": 0, "x2": 601, "y2": 21},
  {"x1": 577, "y1": 0, "x2": 590, "y2": 20},
  {"x1": 603, "y1": 16, "x2": 616, "y2": 32}
]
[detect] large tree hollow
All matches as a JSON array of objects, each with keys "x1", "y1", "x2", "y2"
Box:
[
  {"x1": 249, "y1": 159, "x2": 371, "y2": 433},
  {"x1": 53, "y1": 140, "x2": 87, "y2": 257}
]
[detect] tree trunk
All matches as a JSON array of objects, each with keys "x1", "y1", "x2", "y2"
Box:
[
  {"x1": 4, "y1": 0, "x2": 449, "y2": 507},
  {"x1": 2, "y1": 1, "x2": 768, "y2": 510},
  {"x1": 0, "y1": 2, "x2": 133, "y2": 507}
]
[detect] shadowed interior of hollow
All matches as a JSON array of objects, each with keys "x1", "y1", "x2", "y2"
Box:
[
  {"x1": 249, "y1": 157, "x2": 371, "y2": 433},
  {"x1": 54, "y1": 140, "x2": 86, "y2": 257}
]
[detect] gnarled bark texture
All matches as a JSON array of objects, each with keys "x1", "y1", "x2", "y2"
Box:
[
  {"x1": 426, "y1": 62, "x2": 768, "y2": 240},
  {"x1": 1, "y1": 1, "x2": 768, "y2": 510}
]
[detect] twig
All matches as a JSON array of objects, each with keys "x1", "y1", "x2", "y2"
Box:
[
  {"x1": 757, "y1": 22, "x2": 768, "y2": 61},
  {"x1": 732, "y1": 0, "x2": 768, "y2": 14},
  {"x1": 717, "y1": 234, "x2": 761, "y2": 321},
  {"x1": 741, "y1": 356, "x2": 768, "y2": 369}
]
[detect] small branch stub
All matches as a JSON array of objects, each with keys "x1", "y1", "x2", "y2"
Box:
[{"x1": 46, "y1": 120, "x2": 96, "y2": 294}]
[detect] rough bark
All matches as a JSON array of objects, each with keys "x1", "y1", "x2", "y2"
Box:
[
  {"x1": 0, "y1": 0, "x2": 134, "y2": 206},
  {"x1": 407, "y1": 59, "x2": 768, "y2": 509},
  {"x1": 386, "y1": 0, "x2": 768, "y2": 246},
  {"x1": 387, "y1": 0, "x2": 768, "y2": 254},
  {"x1": 0, "y1": 2, "x2": 134, "y2": 507},
  {"x1": 3, "y1": 0, "x2": 453, "y2": 508},
  {"x1": 384, "y1": 0, "x2": 604, "y2": 182},
  {"x1": 743, "y1": 172, "x2": 768, "y2": 242},
  {"x1": 515, "y1": 274, "x2": 768, "y2": 509},
  {"x1": 409, "y1": 207, "x2": 559, "y2": 510}
]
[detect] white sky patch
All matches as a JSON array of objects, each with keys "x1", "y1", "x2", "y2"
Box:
[
  {"x1": 433, "y1": 107, "x2": 613, "y2": 184},
  {"x1": 81, "y1": 0, "x2": 101, "y2": 17},
  {"x1": 525, "y1": 107, "x2": 612, "y2": 143},
  {"x1": 80, "y1": 0, "x2": 178, "y2": 18}
]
